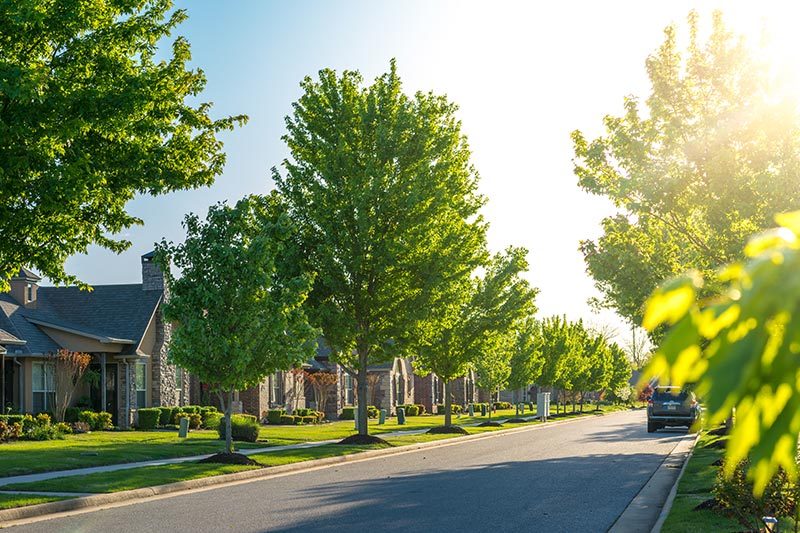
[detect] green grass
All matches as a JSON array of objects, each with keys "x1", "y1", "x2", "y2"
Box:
[
  {"x1": 0, "y1": 403, "x2": 632, "y2": 486},
  {"x1": 0, "y1": 493, "x2": 70, "y2": 510}
]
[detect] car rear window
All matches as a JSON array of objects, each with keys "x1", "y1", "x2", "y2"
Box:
[{"x1": 653, "y1": 389, "x2": 688, "y2": 401}]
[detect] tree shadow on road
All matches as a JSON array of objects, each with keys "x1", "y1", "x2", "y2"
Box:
[
  {"x1": 582, "y1": 423, "x2": 689, "y2": 444},
  {"x1": 261, "y1": 451, "x2": 675, "y2": 533}
]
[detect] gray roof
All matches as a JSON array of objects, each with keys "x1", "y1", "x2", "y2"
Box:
[{"x1": 0, "y1": 284, "x2": 161, "y2": 355}]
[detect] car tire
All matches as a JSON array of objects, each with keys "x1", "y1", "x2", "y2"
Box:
[{"x1": 647, "y1": 421, "x2": 657, "y2": 433}]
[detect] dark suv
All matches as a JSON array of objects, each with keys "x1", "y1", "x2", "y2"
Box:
[{"x1": 647, "y1": 386, "x2": 700, "y2": 433}]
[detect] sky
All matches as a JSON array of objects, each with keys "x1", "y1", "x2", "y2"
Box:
[{"x1": 57, "y1": 0, "x2": 800, "y2": 346}]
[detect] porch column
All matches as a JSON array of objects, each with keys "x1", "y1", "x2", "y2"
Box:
[{"x1": 100, "y1": 353, "x2": 107, "y2": 411}]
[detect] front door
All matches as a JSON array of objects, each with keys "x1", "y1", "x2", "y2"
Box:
[
  {"x1": 2, "y1": 356, "x2": 14, "y2": 412},
  {"x1": 90, "y1": 362, "x2": 118, "y2": 423}
]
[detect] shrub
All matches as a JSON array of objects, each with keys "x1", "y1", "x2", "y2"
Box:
[
  {"x1": 218, "y1": 414, "x2": 260, "y2": 442},
  {"x1": 280, "y1": 415, "x2": 295, "y2": 425},
  {"x1": 398, "y1": 404, "x2": 419, "y2": 416},
  {"x1": 203, "y1": 412, "x2": 223, "y2": 430},
  {"x1": 415, "y1": 404, "x2": 426, "y2": 415},
  {"x1": 137, "y1": 408, "x2": 161, "y2": 430},
  {"x1": 0, "y1": 414, "x2": 25, "y2": 425},
  {"x1": 314, "y1": 410, "x2": 325, "y2": 422},
  {"x1": 27, "y1": 423, "x2": 65, "y2": 441},
  {"x1": 64, "y1": 407, "x2": 81, "y2": 423},
  {"x1": 714, "y1": 458, "x2": 794, "y2": 530},
  {"x1": 493, "y1": 401, "x2": 512, "y2": 410},
  {"x1": 55, "y1": 422, "x2": 72, "y2": 434},
  {"x1": 174, "y1": 412, "x2": 190, "y2": 428},
  {"x1": 170, "y1": 407, "x2": 183, "y2": 424},
  {"x1": 158, "y1": 407, "x2": 173, "y2": 426},
  {"x1": 267, "y1": 409, "x2": 286, "y2": 424},
  {"x1": 0, "y1": 420, "x2": 22, "y2": 442},
  {"x1": 452, "y1": 404, "x2": 463, "y2": 414},
  {"x1": 188, "y1": 413, "x2": 202, "y2": 430},
  {"x1": 78, "y1": 410, "x2": 97, "y2": 429},
  {"x1": 70, "y1": 421, "x2": 91, "y2": 434},
  {"x1": 183, "y1": 405, "x2": 201, "y2": 415},
  {"x1": 300, "y1": 416, "x2": 316, "y2": 424},
  {"x1": 95, "y1": 411, "x2": 112, "y2": 430},
  {"x1": 340, "y1": 407, "x2": 356, "y2": 420},
  {"x1": 367, "y1": 406, "x2": 379, "y2": 419}
]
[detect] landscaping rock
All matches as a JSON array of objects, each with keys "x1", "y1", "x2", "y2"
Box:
[
  {"x1": 478, "y1": 421, "x2": 503, "y2": 427},
  {"x1": 337, "y1": 434, "x2": 391, "y2": 446},
  {"x1": 426, "y1": 425, "x2": 469, "y2": 435},
  {"x1": 198, "y1": 453, "x2": 263, "y2": 466}
]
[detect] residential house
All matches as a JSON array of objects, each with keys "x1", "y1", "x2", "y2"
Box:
[
  {"x1": 415, "y1": 371, "x2": 478, "y2": 414},
  {"x1": 0, "y1": 254, "x2": 187, "y2": 428}
]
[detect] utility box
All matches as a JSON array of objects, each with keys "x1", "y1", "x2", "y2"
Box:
[
  {"x1": 379, "y1": 409, "x2": 386, "y2": 425},
  {"x1": 468, "y1": 404, "x2": 475, "y2": 417},
  {"x1": 397, "y1": 407, "x2": 406, "y2": 425},
  {"x1": 178, "y1": 417, "x2": 189, "y2": 438},
  {"x1": 536, "y1": 392, "x2": 551, "y2": 421}
]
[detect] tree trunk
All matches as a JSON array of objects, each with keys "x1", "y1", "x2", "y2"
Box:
[
  {"x1": 580, "y1": 393, "x2": 584, "y2": 413},
  {"x1": 225, "y1": 387, "x2": 234, "y2": 454},
  {"x1": 357, "y1": 349, "x2": 369, "y2": 436},
  {"x1": 444, "y1": 380, "x2": 452, "y2": 427}
]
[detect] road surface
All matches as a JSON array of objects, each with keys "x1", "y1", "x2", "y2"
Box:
[{"x1": 7, "y1": 410, "x2": 687, "y2": 533}]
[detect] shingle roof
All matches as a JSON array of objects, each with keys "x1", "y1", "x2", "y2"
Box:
[
  {"x1": 0, "y1": 327, "x2": 24, "y2": 345},
  {"x1": 0, "y1": 284, "x2": 161, "y2": 355},
  {"x1": 13, "y1": 267, "x2": 41, "y2": 281}
]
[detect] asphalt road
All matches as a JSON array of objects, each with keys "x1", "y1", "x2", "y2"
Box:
[{"x1": 8, "y1": 410, "x2": 687, "y2": 533}]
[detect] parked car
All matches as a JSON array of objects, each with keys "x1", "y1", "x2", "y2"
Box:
[{"x1": 646, "y1": 386, "x2": 700, "y2": 433}]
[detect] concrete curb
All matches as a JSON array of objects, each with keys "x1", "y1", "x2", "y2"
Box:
[
  {"x1": 608, "y1": 431, "x2": 699, "y2": 533},
  {"x1": 0, "y1": 409, "x2": 628, "y2": 527},
  {"x1": 649, "y1": 432, "x2": 701, "y2": 533}
]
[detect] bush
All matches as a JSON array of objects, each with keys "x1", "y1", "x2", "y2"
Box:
[
  {"x1": 300, "y1": 416, "x2": 316, "y2": 424},
  {"x1": 267, "y1": 409, "x2": 285, "y2": 424},
  {"x1": 158, "y1": 407, "x2": 173, "y2": 426},
  {"x1": 55, "y1": 422, "x2": 72, "y2": 434},
  {"x1": 64, "y1": 407, "x2": 81, "y2": 423},
  {"x1": 280, "y1": 415, "x2": 296, "y2": 425},
  {"x1": 137, "y1": 408, "x2": 161, "y2": 430},
  {"x1": 188, "y1": 413, "x2": 202, "y2": 430},
  {"x1": 182, "y1": 405, "x2": 200, "y2": 415},
  {"x1": 70, "y1": 421, "x2": 91, "y2": 434},
  {"x1": 0, "y1": 420, "x2": 22, "y2": 442},
  {"x1": 203, "y1": 412, "x2": 223, "y2": 430},
  {"x1": 78, "y1": 410, "x2": 97, "y2": 429},
  {"x1": 367, "y1": 405, "x2": 379, "y2": 419},
  {"x1": 170, "y1": 406, "x2": 183, "y2": 424},
  {"x1": 314, "y1": 410, "x2": 325, "y2": 422},
  {"x1": 27, "y1": 423, "x2": 65, "y2": 441},
  {"x1": 218, "y1": 414, "x2": 260, "y2": 442},
  {"x1": 714, "y1": 458, "x2": 794, "y2": 530},
  {"x1": 0, "y1": 414, "x2": 25, "y2": 425},
  {"x1": 493, "y1": 401, "x2": 512, "y2": 410},
  {"x1": 398, "y1": 404, "x2": 419, "y2": 416},
  {"x1": 340, "y1": 407, "x2": 356, "y2": 420},
  {"x1": 95, "y1": 411, "x2": 112, "y2": 430},
  {"x1": 415, "y1": 404, "x2": 426, "y2": 415}
]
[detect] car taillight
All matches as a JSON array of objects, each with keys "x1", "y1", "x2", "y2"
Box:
[{"x1": 647, "y1": 399, "x2": 653, "y2": 406}]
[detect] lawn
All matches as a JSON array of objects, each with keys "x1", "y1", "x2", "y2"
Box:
[
  {"x1": 0, "y1": 494, "x2": 71, "y2": 510},
  {"x1": 0, "y1": 406, "x2": 628, "y2": 496},
  {"x1": 0, "y1": 403, "x2": 631, "y2": 480}
]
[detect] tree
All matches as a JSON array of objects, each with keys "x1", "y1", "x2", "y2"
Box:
[
  {"x1": 287, "y1": 367, "x2": 305, "y2": 413},
  {"x1": 570, "y1": 332, "x2": 612, "y2": 412},
  {"x1": 156, "y1": 194, "x2": 316, "y2": 454},
  {"x1": 507, "y1": 316, "x2": 545, "y2": 396},
  {"x1": 415, "y1": 248, "x2": 538, "y2": 427},
  {"x1": 0, "y1": 1, "x2": 246, "y2": 289},
  {"x1": 606, "y1": 343, "x2": 633, "y2": 398},
  {"x1": 305, "y1": 371, "x2": 338, "y2": 415},
  {"x1": 642, "y1": 211, "x2": 800, "y2": 495},
  {"x1": 572, "y1": 11, "x2": 800, "y2": 329},
  {"x1": 52, "y1": 349, "x2": 91, "y2": 422},
  {"x1": 274, "y1": 61, "x2": 486, "y2": 438}
]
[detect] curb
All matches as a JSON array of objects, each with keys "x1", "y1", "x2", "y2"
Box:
[
  {"x1": 650, "y1": 432, "x2": 700, "y2": 533},
  {"x1": 0, "y1": 409, "x2": 629, "y2": 527},
  {"x1": 608, "y1": 431, "x2": 699, "y2": 533}
]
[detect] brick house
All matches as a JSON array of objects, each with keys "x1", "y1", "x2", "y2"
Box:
[
  {"x1": 0, "y1": 254, "x2": 187, "y2": 428},
  {"x1": 414, "y1": 370, "x2": 478, "y2": 414}
]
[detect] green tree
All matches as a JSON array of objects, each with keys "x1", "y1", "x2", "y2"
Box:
[
  {"x1": 0, "y1": 1, "x2": 246, "y2": 289},
  {"x1": 274, "y1": 61, "x2": 486, "y2": 437},
  {"x1": 572, "y1": 11, "x2": 800, "y2": 328},
  {"x1": 507, "y1": 316, "x2": 545, "y2": 397},
  {"x1": 415, "y1": 247, "x2": 538, "y2": 427},
  {"x1": 643, "y1": 211, "x2": 800, "y2": 495},
  {"x1": 155, "y1": 194, "x2": 316, "y2": 454},
  {"x1": 570, "y1": 332, "x2": 612, "y2": 412}
]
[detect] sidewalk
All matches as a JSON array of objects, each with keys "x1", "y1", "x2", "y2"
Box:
[{"x1": 0, "y1": 415, "x2": 537, "y2": 487}]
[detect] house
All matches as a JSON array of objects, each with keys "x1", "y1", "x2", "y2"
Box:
[
  {"x1": 415, "y1": 371, "x2": 478, "y2": 414},
  {"x1": 0, "y1": 254, "x2": 187, "y2": 428}
]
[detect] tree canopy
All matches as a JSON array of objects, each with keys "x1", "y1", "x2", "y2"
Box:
[
  {"x1": 155, "y1": 194, "x2": 316, "y2": 453},
  {"x1": 274, "y1": 60, "x2": 486, "y2": 436},
  {"x1": 0, "y1": 0, "x2": 246, "y2": 288},
  {"x1": 572, "y1": 11, "x2": 800, "y2": 328}
]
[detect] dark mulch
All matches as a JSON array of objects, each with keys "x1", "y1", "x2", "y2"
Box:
[
  {"x1": 337, "y1": 434, "x2": 392, "y2": 446},
  {"x1": 427, "y1": 425, "x2": 469, "y2": 435},
  {"x1": 198, "y1": 452, "x2": 263, "y2": 466},
  {"x1": 478, "y1": 421, "x2": 504, "y2": 427},
  {"x1": 505, "y1": 418, "x2": 528, "y2": 424},
  {"x1": 693, "y1": 498, "x2": 724, "y2": 512}
]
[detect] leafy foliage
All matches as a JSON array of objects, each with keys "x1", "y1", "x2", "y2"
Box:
[
  {"x1": 274, "y1": 60, "x2": 486, "y2": 435},
  {"x1": 0, "y1": 0, "x2": 246, "y2": 288},
  {"x1": 643, "y1": 212, "x2": 800, "y2": 495},
  {"x1": 572, "y1": 11, "x2": 800, "y2": 328},
  {"x1": 156, "y1": 194, "x2": 316, "y2": 452}
]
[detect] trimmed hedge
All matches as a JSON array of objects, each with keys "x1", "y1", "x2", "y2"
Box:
[
  {"x1": 267, "y1": 409, "x2": 285, "y2": 424},
  {"x1": 78, "y1": 410, "x2": 112, "y2": 430},
  {"x1": 340, "y1": 407, "x2": 355, "y2": 420},
  {"x1": 280, "y1": 415, "x2": 295, "y2": 425},
  {"x1": 397, "y1": 404, "x2": 419, "y2": 416},
  {"x1": 493, "y1": 401, "x2": 512, "y2": 410},
  {"x1": 64, "y1": 407, "x2": 81, "y2": 423},
  {"x1": 218, "y1": 414, "x2": 259, "y2": 442},
  {"x1": 158, "y1": 407, "x2": 172, "y2": 426},
  {"x1": 435, "y1": 404, "x2": 463, "y2": 415},
  {"x1": 203, "y1": 412, "x2": 223, "y2": 430},
  {"x1": 137, "y1": 408, "x2": 160, "y2": 430}
]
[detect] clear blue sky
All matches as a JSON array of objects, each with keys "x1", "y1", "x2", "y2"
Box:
[{"x1": 58, "y1": 0, "x2": 799, "y2": 344}]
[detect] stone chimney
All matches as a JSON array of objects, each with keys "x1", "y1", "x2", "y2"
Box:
[
  {"x1": 141, "y1": 251, "x2": 165, "y2": 292},
  {"x1": 9, "y1": 268, "x2": 40, "y2": 308}
]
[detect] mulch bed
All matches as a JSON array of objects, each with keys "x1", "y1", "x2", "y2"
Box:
[
  {"x1": 427, "y1": 425, "x2": 469, "y2": 435},
  {"x1": 337, "y1": 434, "x2": 392, "y2": 446},
  {"x1": 478, "y1": 421, "x2": 504, "y2": 427},
  {"x1": 198, "y1": 452, "x2": 263, "y2": 466},
  {"x1": 505, "y1": 418, "x2": 528, "y2": 424}
]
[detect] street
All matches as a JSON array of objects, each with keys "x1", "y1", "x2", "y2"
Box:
[{"x1": 7, "y1": 410, "x2": 687, "y2": 533}]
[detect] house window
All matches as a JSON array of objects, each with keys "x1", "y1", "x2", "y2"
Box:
[
  {"x1": 343, "y1": 373, "x2": 354, "y2": 405},
  {"x1": 32, "y1": 362, "x2": 55, "y2": 413},
  {"x1": 26, "y1": 284, "x2": 33, "y2": 302},
  {"x1": 135, "y1": 363, "x2": 147, "y2": 408},
  {"x1": 271, "y1": 372, "x2": 283, "y2": 405}
]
